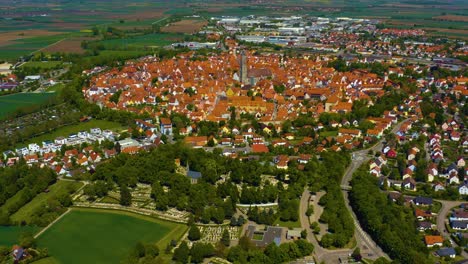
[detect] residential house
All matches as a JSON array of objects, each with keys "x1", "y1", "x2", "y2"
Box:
[
  {"x1": 427, "y1": 163, "x2": 438, "y2": 182},
  {"x1": 415, "y1": 208, "x2": 433, "y2": 221},
  {"x1": 417, "y1": 221, "x2": 433, "y2": 232},
  {"x1": 459, "y1": 184, "x2": 468, "y2": 195},
  {"x1": 450, "y1": 220, "x2": 468, "y2": 231},
  {"x1": 448, "y1": 174, "x2": 460, "y2": 185},
  {"x1": 286, "y1": 228, "x2": 302, "y2": 240},
  {"x1": 160, "y1": 117, "x2": 173, "y2": 135},
  {"x1": 11, "y1": 245, "x2": 26, "y2": 262},
  {"x1": 436, "y1": 248, "x2": 456, "y2": 258},
  {"x1": 412, "y1": 196, "x2": 433, "y2": 206},
  {"x1": 386, "y1": 148, "x2": 397, "y2": 158},
  {"x1": 298, "y1": 154, "x2": 311, "y2": 164},
  {"x1": 104, "y1": 149, "x2": 117, "y2": 159},
  {"x1": 403, "y1": 177, "x2": 417, "y2": 191},
  {"x1": 24, "y1": 154, "x2": 38, "y2": 164},
  {"x1": 433, "y1": 182, "x2": 445, "y2": 192},
  {"x1": 187, "y1": 170, "x2": 202, "y2": 184},
  {"x1": 424, "y1": 235, "x2": 443, "y2": 247},
  {"x1": 252, "y1": 144, "x2": 269, "y2": 153},
  {"x1": 452, "y1": 210, "x2": 468, "y2": 221}
]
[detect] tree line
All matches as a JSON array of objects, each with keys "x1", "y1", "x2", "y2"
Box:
[
  {"x1": 0, "y1": 160, "x2": 57, "y2": 225},
  {"x1": 349, "y1": 167, "x2": 431, "y2": 264}
]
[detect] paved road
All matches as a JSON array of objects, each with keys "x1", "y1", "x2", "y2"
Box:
[
  {"x1": 299, "y1": 189, "x2": 352, "y2": 264},
  {"x1": 435, "y1": 199, "x2": 468, "y2": 259},
  {"x1": 338, "y1": 120, "x2": 409, "y2": 261},
  {"x1": 298, "y1": 121, "x2": 408, "y2": 263}
]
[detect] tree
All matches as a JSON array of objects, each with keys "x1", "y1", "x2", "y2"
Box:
[
  {"x1": 135, "y1": 242, "x2": 146, "y2": 258},
  {"x1": 352, "y1": 247, "x2": 362, "y2": 261},
  {"x1": 173, "y1": 242, "x2": 189, "y2": 264},
  {"x1": 120, "y1": 185, "x2": 132, "y2": 206},
  {"x1": 188, "y1": 225, "x2": 201, "y2": 241},
  {"x1": 19, "y1": 232, "x2": 35, "y2": 248},
  {"x1": 306, "y1": 205, "x2": 314, "y2": 216},
  {"x1": 190, "y1": 243, "x2": 214, "y2": 263},
  {"x1": 221, "y1": 229, "x2": 230, "y2": 247},
  {"x1": 145, "y1": 244, "x2": 159, "y2": 257},
  {"x1": 109, "y1": 90, "x2": 122, "y2": 104}
]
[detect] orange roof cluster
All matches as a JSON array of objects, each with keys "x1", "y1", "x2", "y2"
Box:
[{"x1": 83, "y1": 51, "x2": 388, "y2": 124}]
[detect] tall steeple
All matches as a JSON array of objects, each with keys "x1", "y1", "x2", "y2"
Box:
[{"x1": 240, "y1": 50, "x2": 248, "y2": 85}]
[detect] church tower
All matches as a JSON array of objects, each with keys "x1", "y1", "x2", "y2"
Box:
[{"x1": 240, "y1": 50, "x2": 248, "y2": 85}]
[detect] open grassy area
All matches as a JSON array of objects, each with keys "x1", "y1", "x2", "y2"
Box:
[
  {"x1": 20, "y1": 119, "x2": 123, "y2": 146},
  {"x1": 31, "y1": 257, "x2": 61, "y2": 264},
  {"x1": 37, "y1": 208, "x2": 187, "y2": 264},
  {"x1": 0, "y1": 226, "x2": 39, "y2": 246},
  {"x1": 0, "y1": 34, "x2": 67, "y2": 61},
  {"x1": 11, "y1": 181, "x2": 84, "y2": 224},
  {"x1": 0, "y1": 93, "x2": 57, "y2": 119},
  {"x1": 319, "y1": 130, "x2": 338, "y2": 137},
  {"x1": 94, "y1": 32, "x2": 184, "y2": 49},
  {"x1": 46, "y1": 83, "x2": 65, "y2": 92},
  {"x1": 273, "y1": 218, "x2": 301, "y2": 229},
  {"x1": 21, "y1": 61, "x2": 62, "y2": 69},
  {"x1": 100, "y1": 196, "x2": 120, "y2": 204},
  {"x1": 0, "y1": 189, "x2": 27, "y2": 215}
]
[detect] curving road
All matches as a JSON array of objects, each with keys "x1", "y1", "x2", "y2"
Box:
[
  {"x1": 435, "y1": 199, "x2": 468, "y2": 259},
  {"x1": 299, "y1": 189, "x2": 353, "y2": 264}
]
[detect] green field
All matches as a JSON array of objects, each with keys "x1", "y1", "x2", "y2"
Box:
[
  {"x1": 31, "y1": 257, "x2": 60, "y2": 264},
  {"x1": 0, "y1": 226, "x2": 39, "y2": 246},
  {"x1": 0, "y1": 35, "x2": 67, "y2": 60},
  {"x1": 21, "y1": 119, "x2": 124, "y2": 146},
  {"x1": 37, "y1": 208, "x2": 187, "y2": 264},
  {"x1": 11, "y1": 181, "x2": 84, "y2": 224},
  {"x1": 273, "y1": 218, "x2": 301, "y2": 229},
  {"x1": 0, "y1": 93, "x2": 57, "y2": 119},
  {"x1": 0, "y1": 189, "x2": 28, "y2": 216},
  {"x1": 319, "y1": 130, "x2": 339, "y2": 137},
  {"x1": 95, "y1": 33, "x2": 183, "y2": 49},
  {"x1": 21, "y1": 61, "x2": 62, "y2": 69},
  {"x1": 46, "y1": 83, "x2": 65, "y2": 92}
]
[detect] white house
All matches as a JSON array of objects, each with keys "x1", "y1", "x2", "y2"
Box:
[
  {"x1": 55, "y1": 137, "x2": 67, "y2": 145},
  {"x1": 448, "y1": 175, "x2": 460, "y2": 185},
  {"x1": 459, "y1": 184, "x2": 468, "y2": 195},
  {"x1": 28, "y1": 143, "x2": 40, "y2": 153},
  {"x1": 90, "y1": 128, "x2": 102, "y2": 135},
  {"x1": 77, "y1": 131, "x2": 89, "y2": 139}
]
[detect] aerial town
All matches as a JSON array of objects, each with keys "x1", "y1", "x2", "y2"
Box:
[{"x1": 0, "y1": 2, "x2": 467, "y2": 264}]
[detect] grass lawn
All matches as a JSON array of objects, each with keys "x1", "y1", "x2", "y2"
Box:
[
  {"x1": 11, "y1": 181, "x2": 84, "y2": 224},
  {"x1": 0, "y1": 93, "x2": 57, "y2": 119},
  {"x1": 0, "y1": 189, "x2": 27, "y2": 215},
  {"x1": 46, "y1": 83, "x2": 65, "y2": 92},
  {"x1": 252, "y1": 233, "x2": 264, "y2": 240},
  {"x1": 273, "y1": 218, "x2": 301, "y2": 229},
  {"x1": 37, "y1": 208, "x2": 187, "y2": 264},
  {"x1": 100, "y1": 196, "x2": 120, "y2": 204},
  {"x1": 95, "y1": 32, "x2": 183, "y2": 49},
  {"x1": 31, "y1": 257, "x2": 61, "y2": 264},
  {"x1": 319, "y1": 130, "x2": 338, "y2": 137},
  {"x1": 20, "y1": 119, "x2": 123, "y2": 146},
  {"x1": 430, "y1": 201, "x2": 442, "y2": 214},
  {"x1": 0, "y1": 226, "x2": 39, "y2": 246},
  {"x1": 21, "y1": 61, "x2": 62, "y2": 69}
]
